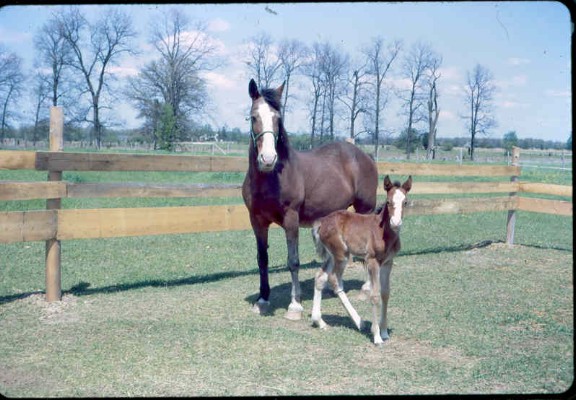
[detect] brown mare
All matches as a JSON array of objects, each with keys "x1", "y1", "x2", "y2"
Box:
[
  {"x1": 311, "y1": 175, "x2": 412, "y2": 345},
  {"x1": 242, "y1": 79, "x2": 378, "y2": 319}
]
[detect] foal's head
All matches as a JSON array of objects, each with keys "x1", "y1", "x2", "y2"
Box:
[
  {"x1": 248, "y1": 79, "x2": 285, "y2": 172},
  {"x1": 383, "y1": 175, "x2": 412, "y2": 232}
]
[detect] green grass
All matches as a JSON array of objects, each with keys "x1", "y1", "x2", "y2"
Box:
[
  {"x1": 0, "y1": 159, "x2": 572, "y2": 396},
  {"x1": 0, "y1": 212, "x2": 572, "y2": 396}
]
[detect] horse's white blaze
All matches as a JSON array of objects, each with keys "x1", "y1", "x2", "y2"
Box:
[
  {"x1": 390, "y1": 190, "x2": 406, "y2": 228},
  {"x1": 256, "y1": 102, "x2": 278, "y2": 166}
]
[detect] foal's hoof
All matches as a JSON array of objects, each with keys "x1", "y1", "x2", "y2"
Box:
[
  {"x1": 284, "y1": 303, "x2": 304, "y2": 321},
  {"x1": 252, "y1": 299, "x2": 271, "y2": 316},
  {"x1": 284, "y1": 309, "x2": 303, "y2": 321},
  {"x1": 357, "y1": 290, "x2": 370, "y2": 302}
]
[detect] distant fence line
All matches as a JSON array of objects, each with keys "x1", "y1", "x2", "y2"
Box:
[{"x1": 1, "y1": 138, "x2": 571, "y2": 167}]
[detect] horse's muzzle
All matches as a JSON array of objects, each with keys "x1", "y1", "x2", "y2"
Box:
[{"x1": 258, "y1": 154, "x2": 277, "y2": 172}]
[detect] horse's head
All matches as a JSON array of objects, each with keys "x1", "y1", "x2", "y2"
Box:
[
  {"x1": 248, "y1": 79, "x2": 285, "y2": 172},
  {"x1": 383, "y1": 175, "x2": 412, "y2": 232}
]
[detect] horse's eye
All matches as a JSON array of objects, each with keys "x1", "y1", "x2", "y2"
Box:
[
  {"x1": 386, "y1": 200, "x2": 391, "y2": 206},
  {"x1": 251, "y1": 116, "x2": 257, "y2": 123}
]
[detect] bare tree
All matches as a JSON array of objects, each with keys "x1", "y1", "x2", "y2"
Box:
[
  {"x1": 34, "y1": 14, "x2": 73, "y2": 107},
  {"x1": 317, "y1": 41, "x2": 349, "y2": 140},
  {"x1": 426, "y1": 54, "x2": 442, "y2": 159},
  {"x1": 339, "y1": 59, "x2": 369, "y2": 141},
  {"x1": 399, "y1": 41, "x2": 435, "y2": 159},
  {"x1": 127, "y1": 8, "x2": 218, "y2": 149},
  {"x1": 30, "y1": 71, "x2": 51, "y2": 145},
  {"x1": 303, "y1": 42, "x2": 324, "y2": 146},
  {"x1": 464, "y1": 64, "x2": 497, "y2": 161},
  {"x1": 277, "y1": 38, "x2": 308, "y2": 122},
  {"x1": 244, "y1": 32, "x2": 281, "y2": 89},
  {"x1": 0, "y1": 47, "x2": 25, "y2": 141},
  {"x1": 363, "y1": 37, "x2": 401, "y2": 157},
  {"x1": 58, "y1": 6, "x2": 136, "y2": 148}
]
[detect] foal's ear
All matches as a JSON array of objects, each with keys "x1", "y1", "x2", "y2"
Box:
[
  {"x1": 384, "y1": 175, "x2": 393, "y2": 191},
  {"x1": 249, "y1": 79, "x2": 260, "y2": 100},
  {"x1": 402, "y1": 175, "x2": 412, "y2": 193}
]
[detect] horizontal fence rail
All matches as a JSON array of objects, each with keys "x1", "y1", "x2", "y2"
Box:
[
  {"x1": 0, "y1": 163, "x2": 571, "y2": 244},
  {"x1": 1, "y1": 150, "x2": 521, "y2": 176},
  {"x1": 5, "y1": 180, "x2": 573, "y2": 202}
]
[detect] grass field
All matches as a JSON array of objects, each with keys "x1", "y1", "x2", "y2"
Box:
[{"x1": 0, "y1": 159, "x2": 573, "y2": 396}]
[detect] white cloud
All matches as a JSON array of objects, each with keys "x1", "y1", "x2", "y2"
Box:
[
  {"x1": 201, "y1": 71, "x2": 236, "y2": 90},
  {"x1": 507, "y1": 57, "x2": 531, "y2": 66},
  {"x1": 545, "y1": 89, "x2": 571, "y2": 98},
  {"x1": 495, "y1": 74, "x2": 527, "y2": 89},
  {"x1": 108, "y1": 65, "x2": 139, "y2": 78},
  {"x1": 498, "y1": 100, "x2": 530, "y2": 109},
  {"x1": 437, "y1": 66, "x2": 462, "y2": 82},
  {"x1": 439, "y1": 109, "x2": 458, "y2": 121},
  {"x1": 387, "y1": 77, "x2": 412, "y2": 91},
  {"x1": 0, "y1": 27, "x2": 30, "y2": 44},
  {"x1": 207, "y1": 18, "x2": 230, "y2": 33}
]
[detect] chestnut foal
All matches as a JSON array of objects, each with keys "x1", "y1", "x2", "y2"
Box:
[{"x1": 311, "y1": 175, "x2": 412, "y2": 345}]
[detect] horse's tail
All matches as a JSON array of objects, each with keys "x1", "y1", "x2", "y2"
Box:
[{"x1": 311, "y1": 220, "x2": 328, "y2": 260}]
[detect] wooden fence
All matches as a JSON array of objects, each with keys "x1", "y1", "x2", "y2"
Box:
[{"x1": 0, "y1": 108, "x2": 572, "y2": 301}]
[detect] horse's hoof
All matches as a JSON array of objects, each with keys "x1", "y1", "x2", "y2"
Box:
[
  {"x1": 312, "y1": 319, "x2": 329, "y2": 330},
  {"x1": 252, "y1": 299, "x2": 271, "y2": 315},
  {"x1": 284, "y1": 309, "x2": 303, "y2": 321}
]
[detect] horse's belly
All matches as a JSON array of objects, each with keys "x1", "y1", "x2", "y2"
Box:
[{"x1": 299, "y1": 201, "x2": 352, "y2": 226}]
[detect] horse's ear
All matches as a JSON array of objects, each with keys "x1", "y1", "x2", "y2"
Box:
[
  {"x1": 276, "y1": 80, "x2": 286, "y2": 98},
  {"x1": 249, "y1": 79, "x2": 260, "y2": 100},
  {"x1": 402, "y1": 176, "x2": 412, "y2": 193},
  {"x1": 384, "y1": 175, "x2": 393, "y2": 192}
]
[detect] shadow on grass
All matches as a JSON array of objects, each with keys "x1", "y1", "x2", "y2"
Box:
[
  {"x1": 0, "y1": 260, "x2": 320, "y2": 305},
  {"x1": 1, "y1": 240, "x2": 570, "y2": 305}
]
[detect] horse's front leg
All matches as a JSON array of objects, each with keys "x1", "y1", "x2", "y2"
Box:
[
  {"x1": 251, "y1": 217, "x2": 271, "y2": 315},
  {"x1": 284, "y1": 210, "x2": 303, "y2": 321}
]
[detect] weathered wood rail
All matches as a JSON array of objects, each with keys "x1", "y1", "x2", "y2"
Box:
[{"x1": 0, "y1": 108, "x2": 572, "y2": 301}]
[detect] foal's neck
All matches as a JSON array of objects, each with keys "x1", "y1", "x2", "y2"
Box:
[{"x1": 379, "y1": 204, "x2": 400, "y2": 242}]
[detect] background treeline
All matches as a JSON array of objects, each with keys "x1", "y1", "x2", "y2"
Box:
[{"x1": 0, "y1": 6, "x2": 571, "y2": 158}]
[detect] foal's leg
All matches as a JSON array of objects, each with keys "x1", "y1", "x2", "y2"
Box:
[
  {"x1": 251, "y1": 219, "x2": 271, "y2": 315},
  {"x1": 367, "y1": 257, "x2": 385, "y2": 345},
  {"x1": 284, "y1": 210, "x2": 303, "y2": 320},
  {"x1": 379, "y1": 260, "x2": 393, "y2": 342},
  {"x1": 331, "y1": 257, "x2": 363, "y2": 331},
  {"x1": 311, "y1": 257, "x2": 332, "y2": 329}
]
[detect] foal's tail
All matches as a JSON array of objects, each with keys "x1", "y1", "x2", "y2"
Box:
[{"x1": 311, "y1": 220, "x2": 328, "y2": 260}]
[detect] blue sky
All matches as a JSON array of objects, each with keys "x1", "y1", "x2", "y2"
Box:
[{"x1": 0, "y1": 2, "x2": 571, "y2": 142}]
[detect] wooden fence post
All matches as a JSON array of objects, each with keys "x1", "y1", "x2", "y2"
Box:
[
  {"x1": 506, "y1": 146, "x2": 520, "y2": 246},
  {"x1": 45, "y1": 106, "x2": 63, "y2": 302}
]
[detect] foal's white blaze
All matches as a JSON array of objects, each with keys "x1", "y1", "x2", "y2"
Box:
[
  {"x1": 390, "y1": 190, "x2": 406, "y2": 229},
  {"x1": 256, "y1": 101, "x2": 278, "y2": 170}
]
